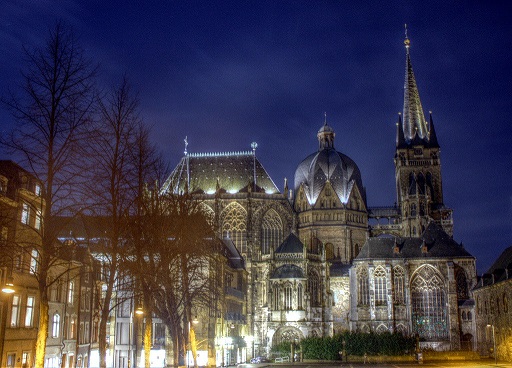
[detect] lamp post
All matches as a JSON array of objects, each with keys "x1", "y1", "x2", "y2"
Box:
[
  {"x1": 487, "y1": 324, "x2": 497, "y2": 365},
  {"x1": 1, "y1": 270, "x2": 15, "y2": 368},
  {"x1": 188, "y1": 316, "x2": 199, "y2": 368}
]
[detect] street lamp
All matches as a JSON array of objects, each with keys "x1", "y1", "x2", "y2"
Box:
[
  {"x1": 1, "y1": 275, "x2": 15, "y2": 294},
  {"x1": 188, "y1": 316, "x2": 199, "y2": 368},
  {"x1": 487, "y1": 324, "x2": 497, "y2": 365}
]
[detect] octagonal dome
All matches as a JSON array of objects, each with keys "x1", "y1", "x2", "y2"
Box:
[{"x1": 294, "y1": 121, "x2": 365, "y2": 206}]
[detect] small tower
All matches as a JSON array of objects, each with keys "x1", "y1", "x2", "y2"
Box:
[{"x1": 395, "y1": 29, "x2": 453, "y2": 236}]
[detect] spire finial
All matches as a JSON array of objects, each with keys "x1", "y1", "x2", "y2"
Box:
[
  {"x1": 324, "y1": 112, "x2": 327, "y2": 126},
  {"x1": 404, "y1": 24, "x2": 410, "y2": 53},
  {"x1": 184, "y1": 136, "x2": 188, "y2": 156}
]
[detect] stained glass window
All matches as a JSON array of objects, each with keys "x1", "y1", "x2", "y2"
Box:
[{"x1": 411, "y1": 266, "x2": 448, "y2": 340}]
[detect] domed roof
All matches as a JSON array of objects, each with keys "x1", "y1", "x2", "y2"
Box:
[{"x1": 294, "y1": 121, "x2": 364, "y2": 205}]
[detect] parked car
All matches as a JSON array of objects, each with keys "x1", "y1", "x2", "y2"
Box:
[{"x1": 249, "y1": 356, "x2": 269, "y2": 364}]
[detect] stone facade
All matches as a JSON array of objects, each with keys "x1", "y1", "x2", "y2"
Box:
[
  {"x1": 163, "y1": 37, "x2": 477, "y2": 358},
  {"x1": 473, "y1": 247, "x2": 512, "y2": 361}
]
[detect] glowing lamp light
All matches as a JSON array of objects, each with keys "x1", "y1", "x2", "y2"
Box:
[
  {"x1": 228, "y1": 189, "x2": 238, "y2": 194},
  {"x1": 206, "y1": 189, "x2": 216, "y2": 195},
  {"x1": 135, "y1": 305, "x2": 144, "y2": 315},
  {"x1": 2, "y1": 276, "x2": 15, "y2": 294}
]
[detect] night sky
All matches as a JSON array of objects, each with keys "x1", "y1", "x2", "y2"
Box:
[{"x1": 1, "y1": 1, "x2": 511, "y2": 274}]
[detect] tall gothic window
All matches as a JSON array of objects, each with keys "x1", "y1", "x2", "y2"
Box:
[
  {"x1": 411, "y1": 266, "x2": 448, "y2": 340},
  {"x1": 393, "y1": 266, "x2": 405, "y2": 304},
  {"x1": 272, "y1": 284, "x2": 279, "y2": 310},
  {"x1": 297, "y1": 284, "x2": 303, "y2": 310},
  {"x1": 455, "y1": 266, "x2": 469, "y2": 300},
  {"x1": 374, "y1": 266, "x2": 387, "y2": 305},
  {"x1": 261, "y1": 209, "x2": 283, "y2": 255},
  {"x1": 357, "y1": 267, "x2": 369, "y2": 306},
  {"x1": 284, "y1": 283, "x2": 293, "y2": 310},
  {"x1": 222, "y1": 203, "x2": 247, "y2": 254},
  {"x1": 308, "y1": 270, "x2": 321, "y2": 307}
]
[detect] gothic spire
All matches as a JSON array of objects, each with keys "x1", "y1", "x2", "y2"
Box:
[
  {"x1": 402, "y1": 27, "x2": 429, "y2": 142},
  {"x1": 428, "y1": 111, "x2": 440, "y2": 148}
]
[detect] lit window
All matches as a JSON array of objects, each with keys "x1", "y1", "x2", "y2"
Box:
[
  {"x1": 221, "y1": 203, "x2": 247, "y2": 254},
  {"x1": 374, "y1": 266, "x2": 387, "y2": 305},
  {"x1": 11, "y1": 295, "x2": 20, "y2": 327},
  {"x1": 52, "y1": 314, "x2": 60, "y2": 338},
  {"x1": 68, "y1": 281, "x2": 74, "y2": 304},
  {"x1": 21, "y1": 203, "x2": 30, "y2": 224},
  {"x1": 284, "y1": 284, "x2": 293, "y2": 310},
  {"x1": 25, "y1": 296, "x2": 35, "y2": 327},
  {"x1": 34, "y1": 210, "x2": 42, "y2": 230},
  {"x1": 411, "y1": 266, "x2": 448, "y2": 340},
  {"x1": 22, "y1": 352, "x2": 30, "y2": 367},
  {"x1": 297, "y1": 284, "x2": 303, "y2": 310},
  {"x1": 30, "y1": 249, "x2": 38, "y2": 274},
  {"x1": 34, "y1": 184, "x2": 41, "y2": 196}
]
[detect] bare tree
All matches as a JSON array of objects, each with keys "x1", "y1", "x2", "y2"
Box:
[
  {"x1": 83, "y1": 76, "x2": 142, "y2": 368},
  {"x1": 0, "y1": 21, "x2": 96, "y2": 368},
  {"x1": 132, "y1": 189, "x2": 221, "y2": 368}
]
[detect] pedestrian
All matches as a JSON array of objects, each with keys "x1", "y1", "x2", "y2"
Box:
[{"x1": 363, "y1": 352, "x2": 368, "y2": 364}]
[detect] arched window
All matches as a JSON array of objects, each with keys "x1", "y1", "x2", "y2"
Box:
[
  {"x1": 52, "y1": 313, "x2": 60, "y2": 338},
  {"x1": 455, "y1": 267, "x2": 469, "y2": 300},
  {"x1": 408, "y1": 173, "x2": 417, "y2": 195},
  {"x1": 307, "y1": 270, "x2": 321, "y2": 307},
  {"x1": 272, "y1": 284, "x2": 279, "y2": 311},
  {"x1": 393, "y1": 266, "x2": 405, "y2": 304},
  {"x1": 411, "y1": 266, "x2": 448, "y2": 340},
  {"x1": 503, "y1": 294, "x2": 508, "y2": 313},
  {"x1": 261, "y1": 209, "x2": 283, "y2": 255},
  {"x1": 284, "y1": 283, "x2": 293, "y2": 310},
  {"x1": 357, "y1": 267, "x2": 369, "y2": 306},
  {"x1": 462, "y1": 311, "x2": 467, "y2": 321},
  {"x1": 222, "y1": 203, "x2": 247, "y2": 254},
  {"x1": 467, "y1": 311, "x2": 472, "y2": 321},
  {"x1": 374, "y1": 266, "x2": 387, "y2": 305},
  {"x1": 297, "y1": 284, "x2": 303, "y2": 310},
  {"x1": 411, "y1": 203, "x2": 417, "y2": 217}
]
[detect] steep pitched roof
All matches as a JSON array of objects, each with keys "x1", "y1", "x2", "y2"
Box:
[
  {"x1": 275, "y1": 233, "x2": 304, "y2": 254},
  {"x1": 355, "y1": 222, "x2": 474, "y2": 260},
  {"x1": 163, "y1": 152, "x2": 279, "y2": 195}
]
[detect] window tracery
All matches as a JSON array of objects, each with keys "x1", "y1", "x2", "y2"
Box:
[
  {"x1": 261, "y1": 209, "x2": 283, "y2": 255},
  {"x1": 393, "y1": 266, "x2": 405, "y2": 304},
  {"x1": 307, "y1": 270, "x2": 321, "y2": 307},
  {"x1": 411, "y1": 266, "x2": 448, "y2": 340},
  {"x1": 284, "y1": 283, "x2": 293, "y2": 310},
  {"x1": 357, "y1": 267, "x2": 369, "y2": 306},
  {"x1": 374, "y1": 266, "x2": 387, "y2": 305},
  {"x1": 222, "y1": 203, "x2": 247, "y2": 254}
]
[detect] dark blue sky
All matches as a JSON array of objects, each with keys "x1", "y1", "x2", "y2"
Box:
[{"x1": 1, "y1": 1, "x2": 511, "y2": 274}]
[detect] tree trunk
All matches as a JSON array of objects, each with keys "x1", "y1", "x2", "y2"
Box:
[{"x1": 34, "y1": 293, "x2": 49, "y2": 368}]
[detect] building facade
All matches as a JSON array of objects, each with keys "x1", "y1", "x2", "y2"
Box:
[
  {"x1": 164, "y1": 35, "x2": 477, "y2": 358},
  {"x1": 473, "y1": 247, "x2": 512, "y2": 361}
]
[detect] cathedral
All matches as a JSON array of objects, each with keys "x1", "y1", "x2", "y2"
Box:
[{"x1": 162, "y1": 35, "x2": 477, "y2": 357}]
